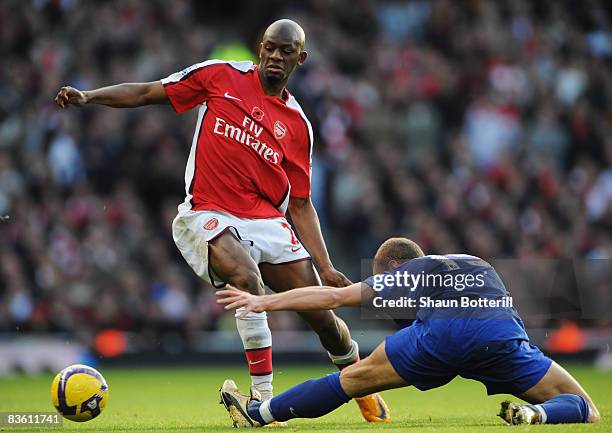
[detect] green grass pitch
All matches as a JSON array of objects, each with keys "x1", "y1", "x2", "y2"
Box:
[{"x1": 0, "y1": 364, "x2": 610, "y2": 432}]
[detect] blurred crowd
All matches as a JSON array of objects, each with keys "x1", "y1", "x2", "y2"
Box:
[{"x1": 1, "y1": 0, "x2": 611, "y2": 347}]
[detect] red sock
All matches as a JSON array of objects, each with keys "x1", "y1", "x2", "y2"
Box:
[{"x1": 245, "y1": 346, "x2": 273, "y2": 376}]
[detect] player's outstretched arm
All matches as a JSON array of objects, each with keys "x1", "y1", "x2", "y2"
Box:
[
  {"x1": 54, "y1": 81, "x2": 169, "y2": 109},
  {"x1": 217, "y1": 282, "x2": 364, "y2": 315},
  {"x1": 287, "y1": 197, "x2": 351, "y2": 287}
]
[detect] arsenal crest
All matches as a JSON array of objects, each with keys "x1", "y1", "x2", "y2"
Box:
[
  {"x1": 274, "y1": 120, "x2": 287, "y2": 139},
  {"x1": 203, "y1": 218, "x2": 219, "y2": 230}
]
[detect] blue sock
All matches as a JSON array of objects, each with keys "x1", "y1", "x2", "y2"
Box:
[
  {"x1": 248, "y1": 372, "x2": 350, "y2": 424},
  {"x1": 535, "y1": 393, "x2": 590, "y2": 424}
]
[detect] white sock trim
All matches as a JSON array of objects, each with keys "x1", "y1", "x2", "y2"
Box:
[
  {"x1": 252, "y1": 374, "x2": 273, "y2": 398},
  {"x1": 534, "y1": 404, "x2": 548, "y2": 424},
  {"x1": 259, "y1": 399, "x2": 275, "y2": 424},
  {"x1": 328, "y1": 339, "x2": 359, "y2": 365}
]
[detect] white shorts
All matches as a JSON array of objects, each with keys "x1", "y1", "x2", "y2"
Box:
[{"x1": 172, "y1": 209, "x2": 311, "y2": 287}]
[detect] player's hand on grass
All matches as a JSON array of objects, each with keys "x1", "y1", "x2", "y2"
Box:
[
  {"x1": 217, "y1": 285, "x2": 265, "y2": 316},
  {"x1": 55, "y1": 86, "x2": 87, "y2": 108},
  {"x1": 319, "y1": 267, "x2": 352, "y2": 287}
]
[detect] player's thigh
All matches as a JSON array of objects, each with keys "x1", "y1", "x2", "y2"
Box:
[
  {"x1": 259, "y1": 257, "x2": 319, "y2": 291},
  {"x1": 259, "y1": 259, "x2": 337, "y2": 330},
  {"x1": 517, "y1": 361, "x2": 600, "y2": 422},
  {"x1": 339, "y1": 341, "x2": 408, "y2": 398},
  {"x1": 209, "y1": 231, "x2": 264, "y2": 295}
]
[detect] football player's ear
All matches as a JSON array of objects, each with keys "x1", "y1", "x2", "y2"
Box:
[
  {"x1": 387, "y1": 260, "x2": 400, "y2": 271},
  {"x1": 298, "y1": 51, "x2": 307, "y2": 65}
]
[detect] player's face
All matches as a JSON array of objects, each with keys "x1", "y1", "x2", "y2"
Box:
[{"x1": 259, "y1": 34, "x2": 306, "y2": 84}]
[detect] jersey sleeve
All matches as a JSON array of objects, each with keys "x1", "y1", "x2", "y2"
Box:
[
  {"x1": 161, "y1": 61, "x2": 222, "y2": 114},
  {"x1": 282, "y1": 118, "x2": 312, "y2": 198}
]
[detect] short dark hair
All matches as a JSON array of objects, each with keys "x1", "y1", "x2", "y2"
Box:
[{"x1": 374, "y1": 237, "x2": 424, "y2": 269}]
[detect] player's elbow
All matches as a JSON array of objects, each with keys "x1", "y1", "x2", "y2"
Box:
[{"x1": 141, "y1": 82, "x2": 169, "y2": 106}]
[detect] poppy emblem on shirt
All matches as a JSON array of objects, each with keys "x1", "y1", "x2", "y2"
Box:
[
  {"x1": 203, "y1": 218, "x2": 219, "y2": 230},
  {"x1": 251, "y1": 107, "x2": 265, "y2": 121},
  {"x1": 274, "y1": 120, "x2": 287, "y2": 139}
]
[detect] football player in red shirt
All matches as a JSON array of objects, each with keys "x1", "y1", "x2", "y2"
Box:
[{"x1": 54, "y1": 19, "x2": 390, "y2": 422}]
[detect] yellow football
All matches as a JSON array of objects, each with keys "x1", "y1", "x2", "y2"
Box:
[{"x1": 50, "y1": 364, "x2": 109, "y2": 422}]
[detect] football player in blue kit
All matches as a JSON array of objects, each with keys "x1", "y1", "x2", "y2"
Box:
[{"x1": 216, "y1": 237, "x2": 600, "y2": 427}]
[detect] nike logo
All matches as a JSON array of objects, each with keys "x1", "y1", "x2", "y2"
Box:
[
  {"x1": 224, "y1": 91, "x2": 242, "y2": 102},
  {"x1": 289, "y1": 407, "x2": 298, "y2": 417},
  {"x1": 291, "y1": 246, "x2": 302, "y2": 253},
  {"x1": 377, "y1": 398, "x2": 387, "y2": 419},
  {"x1": 248, "y1": 359, "x2": 266, "y2": 365}
]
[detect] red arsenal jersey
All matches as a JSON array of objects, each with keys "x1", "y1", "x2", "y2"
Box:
[{"x1": 161, "y1": 60, "x2": 313, "y2": 218}]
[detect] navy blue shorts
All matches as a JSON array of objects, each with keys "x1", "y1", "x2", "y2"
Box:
[{"x1": 384, "y1": 318, "x2": 552, "y2": 395}]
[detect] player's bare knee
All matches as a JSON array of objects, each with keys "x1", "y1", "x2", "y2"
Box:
[
  {"x1": 231, "y1": 270, "x2": 264, "y2": 295},
  {"x1": 339, "y1": 361, "x2": 386, "y2": 398},
  {"x1": 588, "y1": 404, "x2": 601, "y2": 423},
  {"x1": 588, "y1": 412, "x2": 601, "y2": 423},
  {"x1": 339, "y1": 364, "x2": 372, "y2": 398}
]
